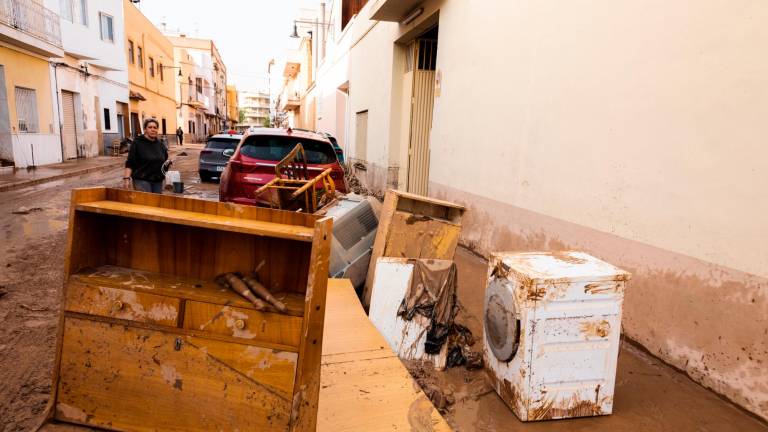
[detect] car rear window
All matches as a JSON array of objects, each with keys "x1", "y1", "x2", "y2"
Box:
[
  {"x1": 206, "y1": 138, "x2": 240, "y2": 150},
  {"x1": 240, "y1": 136, "x2": 337, "y2": 164}
]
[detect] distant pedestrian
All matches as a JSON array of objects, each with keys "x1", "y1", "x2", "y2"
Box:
[
  {"x1": 176, "y1": 126, "x2": 184, "y2": 146},
  {"x1": 123, "y1": 118, "x2": 169, "y2": 194}
]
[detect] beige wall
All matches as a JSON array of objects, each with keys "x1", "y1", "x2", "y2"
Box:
[
  {"x1": 124, "y1": 0, "x2": 177, "y2": 134},
  {"x1": 0, "y1": 46, "x2": 55, "y2": 135},
  {"x1": 313, "y1": 0, "x2": 768, "y2": 420},
  {"x1": 425, "y1": 0, "x2": 768, "y2": 420}
]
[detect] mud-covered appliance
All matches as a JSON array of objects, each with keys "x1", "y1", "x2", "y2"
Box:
[
  {"x1": 483, "y1": 251, "x2": 630, "y2": 421},
  {"x1": 323, "y1": 194, "x2": 380, "y2": 289}
]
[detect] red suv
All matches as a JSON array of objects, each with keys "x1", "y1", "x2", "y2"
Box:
[{"x1": 219, "y1": 128, "x2": 347, "y2": 206}]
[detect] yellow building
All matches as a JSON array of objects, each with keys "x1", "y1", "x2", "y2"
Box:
[
  {"x1": 0, "y1": 0, "x2": 64, "y2": 167},
  {"x1": 123, "y1": 0, "x2": 177, "y2": 141},
  {"x1": 226, "y1": 85, "x2": 238, "y2": 129}
]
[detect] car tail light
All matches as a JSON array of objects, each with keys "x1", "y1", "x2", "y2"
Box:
[
  {"x1": 228, "y1": 159, "x2": 242, "y2": 172},
  {"x1": 201, "y1": 149, "x2": 213, "y2": 155}
]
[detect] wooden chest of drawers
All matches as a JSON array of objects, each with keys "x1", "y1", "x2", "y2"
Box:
[{"x1": 45, "y1": 188, "x2": 332, "y2": 431}]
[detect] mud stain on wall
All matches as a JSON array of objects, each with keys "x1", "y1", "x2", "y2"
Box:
[{"x1": 430, "y1": 181, "x2": 768, "y2": 421}]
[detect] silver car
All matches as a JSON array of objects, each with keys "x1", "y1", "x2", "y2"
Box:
[{"x1": 198, "y1": 133, "x2": 243, "y2": 182}]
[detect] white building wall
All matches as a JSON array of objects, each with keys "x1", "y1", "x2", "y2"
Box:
[{"x1": 44, "y1": 0, "x2": 128, "y2": 156}]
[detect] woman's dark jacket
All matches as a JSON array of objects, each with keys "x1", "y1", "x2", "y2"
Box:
[{"x1": 125, "y1": 135, "x2": 168, "y2": 182}]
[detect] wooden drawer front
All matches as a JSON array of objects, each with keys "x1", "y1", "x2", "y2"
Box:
[
  {"x1": 184, "y1": 301, "x2": 303, "y2": 348},
  {"x1": 56, "y1": 317, "x2": 293, "y2": 431},
  {"x1": 65, "y1": 282, "x2": 180, "y2": 326}
]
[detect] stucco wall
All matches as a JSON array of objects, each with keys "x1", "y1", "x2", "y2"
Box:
[{"x1": 425, "y1": 0, "x2": 768, "y2": 420}]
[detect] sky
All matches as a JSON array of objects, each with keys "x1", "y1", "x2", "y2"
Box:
[{"x1": 136, "y1": 0, "x2": 301, "y2": 94}]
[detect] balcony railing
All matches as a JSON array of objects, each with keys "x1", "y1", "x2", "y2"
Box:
[{"x1": 0, "y1": 0, "x2": 62, "y2": 48}]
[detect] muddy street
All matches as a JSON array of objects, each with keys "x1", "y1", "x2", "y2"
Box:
[{"x1": 0, "y1": 148, "x2": 216, "y2": 431}]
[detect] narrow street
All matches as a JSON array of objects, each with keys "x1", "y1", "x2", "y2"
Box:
[
  {"x1": 0, "y1": 145, "x2": 765, "y2": 431},
  {"x1": 0, "y1": 147, "x2": 216, "y2": 431}
]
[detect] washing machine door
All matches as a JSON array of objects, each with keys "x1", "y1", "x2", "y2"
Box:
[{"x1": 484, "y1": 277, "x2": 521, "y2": 362}]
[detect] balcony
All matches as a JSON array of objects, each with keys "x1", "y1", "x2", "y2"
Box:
[
  {"x1": 0, "y1": 0, "x2": 64, "y2": 57},
  {"x1": 368, "y1": 0, "x2": 422, "y2": 22}
]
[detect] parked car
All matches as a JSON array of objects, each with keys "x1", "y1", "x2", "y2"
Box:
[
  {"x1": 198, "y1": 133, "x2": 243, "y2": 182},
  {"x1": 322, "y1": 132, "x2": 345, "y2": 163},
  {"x1": 219, "y1": 128, "x2": 348, "y2": 206}
]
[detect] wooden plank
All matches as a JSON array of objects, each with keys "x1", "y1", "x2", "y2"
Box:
[
  {"x1": 105, "y1": 187, "x2": 318, "y2": 228},
  {"x1": 318, "y1": 278, "x2": 451, "y2": 431},
  {"x1": 65, "y1": 282, "x2": 180, "y2": 327},
  {"x1": 391, "y1": 189, "x2": 466, "y2": 211},
  {"x1": 322, "y1": 278, "x2": 390, "y2": 357},
  {"x1": 290, "y1": 217, "x2": 333, "y2": 431},
  {"x1": 183, "y1": 301, "x2": 303, "y2": 348},
  {"x1": 76, "y1": 200, "x2": 315, "y2": 242},
  {"x1": 70, "y1": 266, "x2": 306, "y2": 317},
  {"x1": 384, "y1": 211, "x2": 462, "y2": 259},
  {"x1": 56, "y1": 317, "x2": 292, "y2": 431}
]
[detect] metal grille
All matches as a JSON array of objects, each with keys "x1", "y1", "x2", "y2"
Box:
[
  {"x1": 14, "y1": 86, "x2": 38, "y2": 133},
  {"x1": 0, "y1": 0, "x2": 62, "y2": 47},
  {"x1": 407, "y1": 38, "x2": 437, "y2": 196},
  {"x1": 334, "y1": 200, "x2": 376, "y2": 250}
]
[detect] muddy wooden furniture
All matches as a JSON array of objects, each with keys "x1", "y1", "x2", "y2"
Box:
[
  {"x1": 362, "y1": 189, "x2": 465, "y2": 308},
  {"x1": 318, "y1": 278, "x2": 451, "y2": 431},
  {"x1": 46, "y1": 187, "x2": 332, "y2": 431},
  {"x1": 254, "y1": 143, "x2": 336, "y2": 213}
]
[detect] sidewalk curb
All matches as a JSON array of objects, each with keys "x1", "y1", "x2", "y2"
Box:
[{"x1": 0, "y1": 159, "x2": 125, "y2": 193}]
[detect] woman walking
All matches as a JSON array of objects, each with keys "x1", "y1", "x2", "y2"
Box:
[{"x1": 123, "y1": 118, "x2": 169, "y2": 193}]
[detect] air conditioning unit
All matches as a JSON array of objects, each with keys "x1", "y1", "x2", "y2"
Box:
[{"x1": 321, "y1": 194, "x2": 380, "y2": 289}]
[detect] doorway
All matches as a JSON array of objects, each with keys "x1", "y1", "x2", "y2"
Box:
[
  {"x1": 405, "y1": 26, "x2": 438, "y2": 196},
  {"x1": 116, "y1": 113, "x2": 124, "y2": 138},
  {"x1": 130, "y1": 112, "x2": 140, "y2": 137},
  {"x1": 61, "y1": 90, "x2": 78, "y2": 160}
]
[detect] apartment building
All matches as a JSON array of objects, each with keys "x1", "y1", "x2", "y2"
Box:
[
  {"x1": 226, "y1": 84, "x2": 237, "y2": 129},
  {"x1": 0, "y1": 0, "x2": 64, "y2": 167},
  {"x1": 238, "y1": 90, "x2": 270, "y2": 130},
  {"x1": 167, "y1": 35, "x2": 227, "y2": 137},
  {"x1": 46, "y1": 0, "x2": 129, "y2": 158},
  {"x1": 123, "y1": 0, "x2": 176, "y2": 141},
  {"x1": 294, "y1": 0, "x2": 768, "y2": 420}
]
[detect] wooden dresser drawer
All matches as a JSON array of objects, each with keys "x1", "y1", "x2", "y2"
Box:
[
  {"x1": 56, "y1": 317, "x2": 293, "y2": 431},
  {"x1": 183, "y1": 301, "x2": 303, "y2": 348},
  {"x1": 65, "y1": 282, "x2": 180, "y2": 327}
]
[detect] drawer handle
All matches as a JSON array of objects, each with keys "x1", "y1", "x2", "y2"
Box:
[
  {"x1": 113, "y1": 300, "x2": 124, "y2": 311},
  {"x1": 234, "y1": 319, "x2": 246, "y2": 330}
]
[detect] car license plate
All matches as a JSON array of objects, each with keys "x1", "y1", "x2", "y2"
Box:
[{"x1": 216, "y1": 166, "x2": 225, "y2": 172}]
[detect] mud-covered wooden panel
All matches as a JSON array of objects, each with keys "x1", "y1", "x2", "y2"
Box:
[
  {"x1": 56, "y1": 317, "x2": 292, "y2": 431},
  {"x1": 65, "y1": 282, "x2": 180, "y2": 326},
  {"x1": 183, "y1": 301, "x2": 303, "y2": 349}
]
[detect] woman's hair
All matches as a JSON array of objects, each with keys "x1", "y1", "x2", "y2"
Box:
[{"x1": 143, "y1": 118, "x2": 160, "y2": 129}]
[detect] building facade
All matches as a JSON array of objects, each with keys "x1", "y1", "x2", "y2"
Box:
[
  {"x1": 46, "y1": 0, "x2": 129, "y2": 158},
  {"x1": 123, "y1": 0, "x2": 176, "y2": 142},
  {"x1": 226, "y1": 84, "x2": 237, "y2": 130},
  {"x1": 167, "y1": 35, "x2": 227, "y2": 138},
  {"x1": 238, "y1": 90, "x2": 270, "y2": 130},
  {"x1": 0, "y1": 0, "x2": 64, "y2": 167},
  {"x1": 295, "y1": 0, "x2": 768, "y2": 420}
]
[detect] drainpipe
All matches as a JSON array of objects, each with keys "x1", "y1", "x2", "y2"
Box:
[{"x1": 52, "y1": 62, "x2": 64, "y2": 161}]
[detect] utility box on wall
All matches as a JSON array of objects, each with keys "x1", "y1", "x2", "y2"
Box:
[{"x1": 483, "y1": 251, "x2": 630, "y2": 421}]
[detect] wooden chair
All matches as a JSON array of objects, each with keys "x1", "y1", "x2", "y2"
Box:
[{"x1": 254, "y1": 143, "x2": 337, "y2": 213}]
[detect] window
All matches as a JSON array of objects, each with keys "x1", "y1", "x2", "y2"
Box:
[
  {"x1": 149, "y1": 57, "x2": 154, "y2": 77},
  {"x1": 342, "y1": 0, "x2": 368, "y2": 29},
  {"x1": 240, "y1": 136, "x2": 336, "y2": 164},
  {"x1": 78, "y1": 0, "x2": 88, "y2": 25},
  {"x1": 195, "y1": 78, "x2": 202, "y2": 94},
  {"x1": 128, "y1": 40, "x2": 134, "y2": 64},
  {"x1": 159, "y1": 63, "x2": 164, "y2": 81},
  {"x1": 99, "y1": 13, "x2": 113, "y2": 42},
  {"x1": 188, "y1": 121, "x2": 193, "y2": 134},
  {"x1": 14, "y1": 87, "x2": 39, "y2": 133},
  {"x1": 60, "y1": 0, "x2": 73, "y2": 22},
  {"x1": 137, "y1": 46, "x2": 143, "y2": 68},
  {"x1": 103, "y1": 108, "x2": 111, "y2": 130},
  {"x1": 161, "y1": 118, "x2": 167, "y2": 135}
]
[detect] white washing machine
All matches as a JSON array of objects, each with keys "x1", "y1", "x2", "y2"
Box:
[{"x1": 483, "y1": 251, "x2": 630, "y2": 421}]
